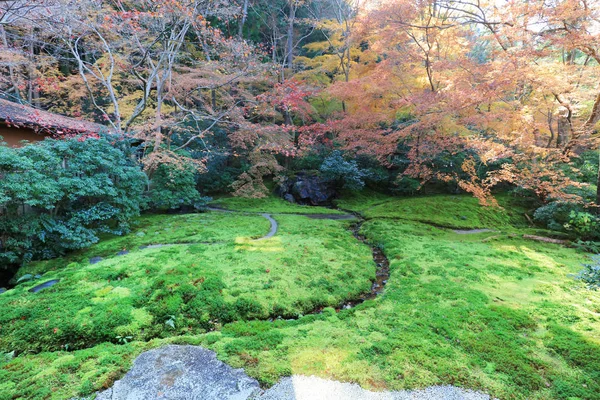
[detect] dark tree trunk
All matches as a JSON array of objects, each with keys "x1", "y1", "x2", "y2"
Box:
[{"x1": 596, "y1": 152, "x2": 600, "y2": 211}]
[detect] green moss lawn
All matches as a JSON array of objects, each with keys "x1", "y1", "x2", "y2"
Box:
[
  {"x1": 212, "y1": 194, "x2": 346, "y2": 214},
  {"x1": 1, "y1": 194, "x2": 599, "y2": 399}
]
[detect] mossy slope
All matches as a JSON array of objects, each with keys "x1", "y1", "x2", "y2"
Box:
[{"x1": 2, "y1": 194, "x2": 599, "y2": 400}]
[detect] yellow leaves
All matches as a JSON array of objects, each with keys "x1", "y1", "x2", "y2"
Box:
[{"x1": 436, "y1": 116, "x2": 472, "y2": 137}]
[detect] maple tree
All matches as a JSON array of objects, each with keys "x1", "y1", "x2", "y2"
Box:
[
  {"x1": 0, "y1": 0, "x2": 598, "y2": 207},
  {"x1": 309, "y1": 0, "x2": 600, "y2": 205}
]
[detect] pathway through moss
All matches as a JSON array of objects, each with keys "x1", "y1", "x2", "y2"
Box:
[{"x1": 2, "y1": 194, "x2": 599, "y2": 400}]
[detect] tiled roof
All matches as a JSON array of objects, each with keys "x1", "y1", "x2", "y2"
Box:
[{"x1": 0, "y1": 99, "x2": 111, "y2": 136}]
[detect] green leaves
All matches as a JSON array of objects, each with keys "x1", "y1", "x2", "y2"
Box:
[
  {"x1": 146, "y1": 163, "x2": 209, "y2": 211},
  {"x1": 0, "y1": 137, "x2": 146, "y2": 266}
]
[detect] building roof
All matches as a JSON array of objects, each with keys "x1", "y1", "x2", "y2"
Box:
[{"x1": 0, "y1": 99, "x2": 111, "y2": 137}]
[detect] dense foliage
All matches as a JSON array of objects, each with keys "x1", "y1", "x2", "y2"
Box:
[
  {"x1": 1, "y1": 0, "x2": 598, "y2": 206},
  {"x1": 1, "y1": 1, "x2": 600, "y2": 398},
  {"x1": 0, "y1": 137, "x2": 146, "y2": 266},
  {"x1": 146, "y1": 163, "x2": 210, "y2": 211},
  {"x1": 319, "y1": 151, "x2": 367, "y2": 191},
  {"x1": 576, "y1": 255, "x2": 600, "y2": 289}
]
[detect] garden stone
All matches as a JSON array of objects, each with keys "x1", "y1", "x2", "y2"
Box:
[
  {"x1": 89, "y1": 256, "x2": 103, "y2": 264},
  {"x1": 278, "y1": 172, "x2": 336, "y2": 205},
  {"x1": 0, "y1": 288, "x2": 6, "y2": 294},
  {"x1": 16, "y1": 274, "x2": 33, "y2": 284},
  {"x1": 95, "y1": 345, "x2": 260, "y2": 400},
  {"x1": 28, "y1": 279, "x2": 60, "y2": 293}
]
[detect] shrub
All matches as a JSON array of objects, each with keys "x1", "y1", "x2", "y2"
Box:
[
  {"x1": 319, "y1": 151, "x2": 367, "y2": 191},
  {"x1": 146, "y1": 163, "x2": 210, "y2": 211},
  {"x1": 534, "y1": 201, "x2": 600, "y2": 239},
  {"x1": 0, "y1": 137, "x2": 146, "y2": 266},
  {"x1": 575, "y1": 256, "x2": 600, "y2": 290},
  {"x1": 393, "y1": 176, "x2": 421, "y2": 195},
  {"x1": 534, "y1": 202, "x2": 584, "y2": 232},
  {"x1": 565, "y1": 211, "x2": 599, "y2": 237},
  {"x1": 572, "y1": 151, "x2": 599, "y2": 185}
]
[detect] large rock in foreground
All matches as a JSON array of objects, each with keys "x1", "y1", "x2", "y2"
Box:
[
  {"x1": 95, "y1": 345, "x2": 260, "y2": 400},
  {"x1": 95, "y1": 345, "x2": 495, "y2": 400}
]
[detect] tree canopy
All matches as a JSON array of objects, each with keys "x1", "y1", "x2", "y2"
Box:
[{"x1": 0, "y1": 0, "x2": 598, "y2": 204}]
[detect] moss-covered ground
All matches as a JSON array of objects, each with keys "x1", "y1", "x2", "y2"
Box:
[
  {"x1": 212, "y1": 195, "x2": 345, "y2": 214},
  {"x1": 2, "y1": 194, "x2": 599, "y2": 400}
]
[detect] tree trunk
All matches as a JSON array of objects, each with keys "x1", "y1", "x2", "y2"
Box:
[
  {"x1": 585, "y1": 92, "x2": 600, "y2": 130},
  {"x1": 285, "y1": 1, "x2": 296, "y2": 72},
  {"x1": 238, "y1": 0, "x2": 249, "y2": 38},
  {"x1": 596, "y1": 151, "x2": 600, "y2": 210},
  {"x1": 584, "y1": 92, "x2": 600, "y2": 211},
  {"x1": 27, "y1": 35, "x2": 40, "y2": 107},
  {"x1": 0, "y1": 25, "x2": 21, "y2": 101}
]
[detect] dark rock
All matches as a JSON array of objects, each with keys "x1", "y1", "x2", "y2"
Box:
[
  {"x1": 117, "y1": 250, "x2": 130, "y2": 256},
  {"x1": 278, "y1": 173, "x2": 336, "y2": 206},
  {"x1": 0, "y1": 288, "x2": 6, "y2": 294},
  {"x1": 95, "y1": 345, "x2": 260, "y2": 400},
  {"x1": 283, "y1": 194, "x2": 295, "y2": 203},
  {"x1": 29, "y1": 279, "x2": 60, "y2": 293},
  {"x1": 89, "y1": 256, "x2": 103, "y2": 264},
  {"x1": 16, "y1": 274, "x2": 33, "y2": 284}
]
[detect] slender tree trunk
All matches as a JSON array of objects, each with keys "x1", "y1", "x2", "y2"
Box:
[
  {"x1": 238, "y1": 0, "x2": 249, "y2": 38},
  {"x1": 0, "y1": 25, "x2": 21, "y2": 101},
  {"x1": 584, "y1": 92, "x2": 600, "y2": 211},
  {"x1": 153, "y1": 77, "x2": 165, "y2": 153},
  {"x1": 27, "y1": 35, "x2": 40, "y2": 107},
  {"x1": 425, "y1": 55, "x2": 435, "y2": 93},
  {"x1": 596, "y1": 151, "x2": 600, "y2": 210},
  {"x1": 285, "y1": 1, "x2": 296, "y2": 74},
  {"x1": 546, "y1": 111, "x2": 555, "y2": 148}
]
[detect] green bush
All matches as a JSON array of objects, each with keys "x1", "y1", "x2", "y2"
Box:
[
  {"x1": 565, "y1": 210, "x2": 599, "y2": 237},
  {"x1": 146, "y1": 163, "x2": 210, "y2": 211},
  {"x1": 575, "y1": 256, "x2": 600, "y2": 289},
  {"x1": 320, "y1": 151, "x2": 367, "y2": 191},
  {"x1": 0, "y1": 137, "x2": 146, "y2": 266},
  {"x1": 534, "y1": 201, "x2": 600, "y2": 239},
  {"x1": 534, "y1": 201, "x2": 581, "y2": 230},
  {"x1": 572, "y1": 151, "x2": 599, "y2": 185}
]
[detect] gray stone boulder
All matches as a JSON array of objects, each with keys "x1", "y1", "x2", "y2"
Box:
[
  {"x1": 95, "y1": 345, "x2": 260, "y2": 400},
  {"x1": 283, "y1": 194, "x2": 296, "y2": 204},
  {"x1": 93, "y1": 346, "x2": 496, "y2": 400},
  {"x1": 278, "y1": 173, "x2": 336, "y2": 206}
]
